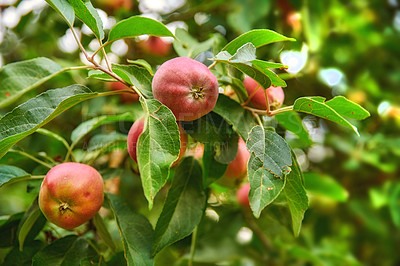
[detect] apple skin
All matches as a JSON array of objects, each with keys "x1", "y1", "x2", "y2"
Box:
[
  {"x1": 152, "y1": 57, "x2": 219, "y2": 121},
  {"x1": 109, "y1": 82, "x2": 139, "y2": 103},
  {"x1": 97, "y1": 0, "x2": 133, "y2": 11},
  {"x1": 139, "y1": 36, "x2": 171, "y2": 57},
  {"x1": 224, "y1": 138, "x2": 251, "y2": 179},
  {"x1": 38, "y1": 163, "x2": 104, "y2": 230},
  {"x1": 243, "y1": 76, "x2": 284, "y2": 110},
  {"x1": 236, "y1": 183, "x2": 250, "y2": 208},
  {"x1": 127, "y1": 117, "x2": 187, "y2": 166}
]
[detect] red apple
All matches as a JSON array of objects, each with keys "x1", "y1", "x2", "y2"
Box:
[
  {"x1": 38, "y1": 163, "x2": 104, "y2": 230},
  {"x1": 243, "y1": 76, "x2": 284, "y2": 110},
  {"x1": 127, "y1": 117, "x2": 187, "y2": 166},
  {"x1": 139, "y1": 36, "x2": 171, "y2": 57},
  {"x1": 224, "y1": 138, "x2": 251, "y2": 179},
  {"x1": 236, "y1": 183, "x2": 250, "y2": 208},
  {"x1": 152, "y1": 57, "x2": 219, "y2": 121},
  {"x1": 109, "y1": 82, "x2": 139, "y2": 103},
  {"x1": 97, "y1": 0, "x2": 133, "y2": 11}
]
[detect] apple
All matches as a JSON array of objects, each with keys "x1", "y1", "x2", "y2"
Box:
[
  {"x1": 236, "y1": 183, "x2": 250, "y2": 208},
  {"x1": 139, "y1": 36, "x2": 171, "y2": 57},
  {"x1": 152, "y1": 57, "x2": 219, "y2": 121},
  {"x1": 109, "y1": 82, "x2": 139, "y2": 103},
  {"x1": 127, "y1": 117, "x2": 187, "y2": 166},
  {"x1": 97, "y1": 0, "x2": 133, "y2": 11},
  {"x1": 243, "y1": 76, "x2": 284, "y2": 110},
  {"x1": 224, "y1": 138, "x2": 251, "y2": 179},
  {"x1": 38, "y1": 162, "x2": 104, "y2": 230}
]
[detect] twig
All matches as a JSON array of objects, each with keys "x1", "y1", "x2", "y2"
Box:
[{"x1": 242, "y1": 210, "x2": 271, "y2": 250}]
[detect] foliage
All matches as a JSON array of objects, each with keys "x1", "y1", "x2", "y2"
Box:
[{"x1": 0, "y1": 0, "x2": 398, "y2": 265}]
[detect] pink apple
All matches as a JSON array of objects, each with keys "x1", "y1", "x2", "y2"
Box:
[
  {"x1": 243, "y1": 76, "x2": 285, "y2": 110},
  {"x1": 39, "y1": 163, "x2": 104, "y2": 229},
  {"x1": 152, "y1": 57, "x2": 219, "y2": 121}
]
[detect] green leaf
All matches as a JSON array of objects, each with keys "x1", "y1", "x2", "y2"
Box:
[
  {"x1": 202, "y1": 144, "x2": 228, "y2": 187},
  {"x1": 108, "y1": 194, "x2": 154, "y2": 266},
  {"x1": 325, "y1": 96, "x2": 370, "y2": 120},
  {"x1": 36, "y1": 128, "x2": 70, "y2": 150},
  {"x1": 222, "y1": 29, "x2": 295, "y2": 55},
  {"x1": 93, "y1": 213, "x2": 116, "y2": 252},
  {"x1": 0, "y1": 85, "x2": 97, "y2": 159},
  {"x1": 173, "y1": 28, "x2": 217, "y2": 58},
  {"x1": 214, "y1": 43, "x2": 286, "y2": 88},
  {"x1": 3, "y1": 240, "x2": 44, "y2": 266},
  {"x1": 71, "y1": 113, "x2": 134, "y2": 145},
  {"x1": 218, "y1": 76, "x2": 248, "y2": 103},
  {"x1": 0, "y1": 213, "x2": 24, "y2": 248},
  {"x1": 126, "y1": 59, "x2": 154, "y2": 75},
  {"x1": 138, "y1": 99, "x2": 181, "y2": 209},
  {"x1": 32, "y1": 235, "x2": 95, "y2": 265},
  {"x1": 304, "y1": 173, "x2": 349, "y2": 202},
  {"x1": 0, "y1": 57, "x2": 63, "y2": 108},
  {"x1": 284, "y1": 152, "x2": 308, "y2": 237},
  {"x1": 108, "y1": 16, "x2": 173, "y2": 43},
  {"x1": 17, "y1": 200, "x2": 46, "y2": 251},
  {"x1": 87, "y1": 132, "x2": 127, "y2": 152},
  {"x1": 251, "y1": 60, "x2": 287, "y2": 87},
  {"x1": 68, "y1": 0, "x2": 104, "y2": 40},
  {"x1": 112, "y1": 64, "x2": 153, "y2": 98},
  {"x1": 275, "y1": 112, "x2": 312, "y2": 146},
  {"x1": 88, "y1": 70, "x2": 116, "y2": 82},
  {"x1": 0, "y1": 165, "x2": 30, "y2": 187},
  {"x1": 45, "y1": 0, "x2": 75, "y2": 27},
  {"x1": 389, "y1": 184, "x2": 400, "y2": 228},
  {"x1": 152, "y1": 157, "x2": 206, "y2": 255},
  {"x1": 181, "y1": 112, "x2": 238, "y2": 164},
  {"x1": 247, "y1": 126, "x2": 292, "y2": 218},
  {"x1": 293, "y1": 96, "x2": 365, "y2": 136},
  {"x1": 213, "y1": 94, "x2": 256, "y2": 140}
]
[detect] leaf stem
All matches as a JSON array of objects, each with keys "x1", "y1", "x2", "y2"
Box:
[
  {"x1": 9, "y1": 149, "x2": 54, "y2": 169},
  {"x1": 243, "y1": 105, "x2": 294, "y2": 116},
  {"x1": 208, "y1": 61, "x2": 217, "y2": 69},
  {"x1": 188, "y1": 226, "x2": 198, "y2": 266},
  {"x1": 269, "y1": 105, "x2": 294, "y2": 116},
  {"x1": 3, "y1": 175, "x2": 45, "y2": 187},
  {"x1": 91, "y1": 41, "x2": 110, "y2": 59}
]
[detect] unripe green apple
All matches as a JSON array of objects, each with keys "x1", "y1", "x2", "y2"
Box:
[
  {"x1": 38, "y1": 163, "x2": 104, "y2": 230},
  {"x1": 243, "y1": 76, "x2": 285, "y2": 110},
  {"x1": 236, "y1": 183, "x2": 250, "y2": 208},
  {"x1": 127, "y1": 117, "x2": 188, "y2": 166},
  {"x1": 109, "y1": 82, "x2": 139, "y2": 103},
  {"x1": 152, "y1": 57, "x2": 219, "y2": 121}
]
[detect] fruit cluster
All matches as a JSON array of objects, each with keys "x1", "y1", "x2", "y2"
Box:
[{"x1": 39, "y1": 57, "x2": 285, "y2": 229}]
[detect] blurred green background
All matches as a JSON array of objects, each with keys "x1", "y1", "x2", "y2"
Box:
[{"x1": 1, "y1": 0, "x2": 400, "y2": 265}]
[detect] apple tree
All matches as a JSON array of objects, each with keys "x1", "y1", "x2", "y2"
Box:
[{"x1": 0, "y1": 0, "x2": 376, "y2": 265}]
